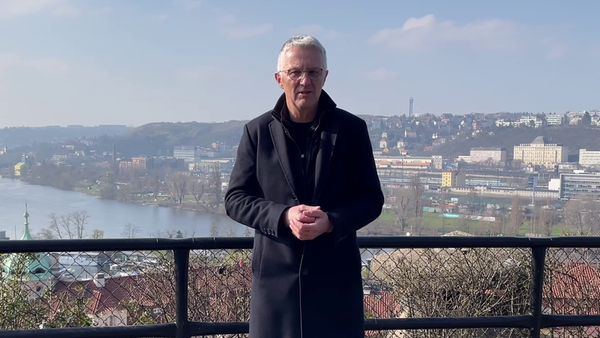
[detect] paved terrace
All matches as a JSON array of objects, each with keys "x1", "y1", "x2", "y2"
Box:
[{"x1": 1, "y1": 236, "x2": 600, "y2": 338}]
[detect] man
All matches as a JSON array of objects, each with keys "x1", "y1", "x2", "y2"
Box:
[{"x1": 224, "y1": 35, "x2": 384, "y2": 338}]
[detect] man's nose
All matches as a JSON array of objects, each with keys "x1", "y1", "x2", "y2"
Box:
[{"x1": 299, "y1": 73, "x2": 311, "y2": 85}]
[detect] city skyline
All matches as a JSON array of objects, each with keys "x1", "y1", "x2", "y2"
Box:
[{"x1": 0, "y1": 0, "x2": 598, "y2": 127}]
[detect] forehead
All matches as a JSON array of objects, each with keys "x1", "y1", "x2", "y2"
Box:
[{"x1": 282, "y1": 46, "x2": 324, "y2": 69}]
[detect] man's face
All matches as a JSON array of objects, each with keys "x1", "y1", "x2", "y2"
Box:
[{"x1": 275, "y1": 46, "x2": 328, "y2": 114}]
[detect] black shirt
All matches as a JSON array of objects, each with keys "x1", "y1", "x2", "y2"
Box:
[{"x1": 287, "y1": 120, "x2": 317, "y2": 204}]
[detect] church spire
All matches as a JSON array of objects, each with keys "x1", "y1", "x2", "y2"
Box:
[{"x1": 21, "y1": 202, "x2": 33, "y2": 240}]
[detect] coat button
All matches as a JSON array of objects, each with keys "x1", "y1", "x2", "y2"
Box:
[{"x1": 302, "y1": 269, "x2": 308, "y2": 276}]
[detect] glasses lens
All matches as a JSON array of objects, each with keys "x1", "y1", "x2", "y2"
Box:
[{"x1": 287, "y1": 69, "x2": 321, "y2": 80}]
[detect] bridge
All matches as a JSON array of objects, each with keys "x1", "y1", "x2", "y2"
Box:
[{"x1": 1, "y1": 236, "x2": 599, "y2": 337}]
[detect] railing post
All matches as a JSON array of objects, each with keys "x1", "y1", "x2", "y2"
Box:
[
  {"x1": 531, "y1": 246, "x2": 547, "y2": 338},
  {"x1": 174, "y1": 249, "x2": 190, "y2": 338}
]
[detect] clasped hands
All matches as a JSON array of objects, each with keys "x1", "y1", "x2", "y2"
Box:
[{"x1": 285, "y1": 204, "x2": 333, "y2": 241}]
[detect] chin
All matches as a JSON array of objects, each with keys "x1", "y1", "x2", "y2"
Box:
[{"x1": 296, "y1": 97, "x2": 316, "y2": 106}]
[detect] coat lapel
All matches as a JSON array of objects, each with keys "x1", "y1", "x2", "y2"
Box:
[
  {"x1": 269, "y1": 120, "x2": 303, "y2": 199},
  {"x1": 313, "y1": 116, "x2": 340, "y2": 205}
]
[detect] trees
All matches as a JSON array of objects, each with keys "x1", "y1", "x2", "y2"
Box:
[
  {"x1": 121, "y1": 223, "x2": 142, "y2": 239},
  {"x1": 122, "y1": 249, "x2": 253, "y2": 328},
  {"x1": 563, "y1": 199, "x2": 600, "y2": 235},
  {"x1": 0, "y1": 253, "x2": 92, "y2": 330},
  {"x1": 370, "y1": 246, "x2": 532, "y2": 337},
  {"x1": 208, "y1": 163, "x2": 223, "y2": 209},
  {"x1": 537, "y1": 204, "x2": 557, "y2": 237},
  {"x1": 509, "y1": 195, "x2": 523, "y2": 236},
  {"x1": 47, "y1": 210, "x2": 90, "y2": 239},
  {"x1": 410, "y1": 174, "x2": 424, "y2": 234},
  {"x1": 189, "y1": 177, "x2": 206, "y2": 206},
  {"x1": 168, "y1": 172, "x2": 189, "y2": 204},
  {"x1": 392, "y1": 188, "x2": 411, "y2": 234}
]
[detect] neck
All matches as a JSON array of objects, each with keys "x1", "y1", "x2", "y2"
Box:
[{"x1": 287, "y1": 104, "x2": 317, "y2": 123}]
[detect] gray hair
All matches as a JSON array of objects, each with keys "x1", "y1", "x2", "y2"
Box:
[{"x1": 277, "y1": 35, "x2": 327, "y2": 71}]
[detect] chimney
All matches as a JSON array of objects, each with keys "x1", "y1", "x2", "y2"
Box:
[{"x1": 93, "y1": 273, "x2": 106, "y2": 288}]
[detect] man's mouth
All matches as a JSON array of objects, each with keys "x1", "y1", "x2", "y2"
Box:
[{"x1": 298, "y1": 91, "x2": 312, "y2": 95}]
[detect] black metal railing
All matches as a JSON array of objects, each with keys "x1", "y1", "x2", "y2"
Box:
[{"x1": 1, "y1": 236, "x2": 600, "y2": 337}]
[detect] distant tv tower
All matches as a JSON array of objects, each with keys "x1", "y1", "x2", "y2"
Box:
[{"x1": 409, "y1": 97, "x2": 414, "y2": 116}]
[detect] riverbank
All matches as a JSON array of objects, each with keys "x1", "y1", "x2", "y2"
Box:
[
  {"x1": 12, "y1": 176, "x2": 227, "y2": 216},
  {"x1": 0, "y1": 177, "x2": 243, "y2": 239},
  {"x1": 73, "y1": 185, "x2": 227, "y2": 215}
]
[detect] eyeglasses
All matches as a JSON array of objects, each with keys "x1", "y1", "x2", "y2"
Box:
[{"x1": 279, "y1": 68, "x2": 324, "y2": 81}]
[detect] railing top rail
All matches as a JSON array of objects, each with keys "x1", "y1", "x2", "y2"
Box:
[{"x1": 1, "y1": 236, "x2": 600, "y2": 253}]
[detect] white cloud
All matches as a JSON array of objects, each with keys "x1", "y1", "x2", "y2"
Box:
[
  {"x1": 370, "y1": 14, "x2": 546, "y2": 54},
  {"x1": 0, "y1": 53, "x2": 68, "y2": 76},
  {"x1": 218, "y1": 14, "x2": 272, "y2": 39},
  {"x1": 29, "y1": 58, "x2": 69, "y2": 74},
  {"x1": 289, "y1": 24, "x2": 342, "y2": 39},
  {"x1": 0, "y1": 53, "x2": 24, "y2": 70},
  {"x1": 365, "y1": 68, "x2": 397, "y2": 81},
  {"x1": 0, "y1": 0, "x2": 76, "y2": 18}
]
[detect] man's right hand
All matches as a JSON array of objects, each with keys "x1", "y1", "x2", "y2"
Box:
[{"x1": 285, "y1": 204, "x2": 320, "y2": 240}]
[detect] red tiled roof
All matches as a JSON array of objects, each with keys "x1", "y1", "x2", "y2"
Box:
[
  {"x1": 544, "y1": 262, "x2": 600, "y2": 317},
  {"x1": 546, "y1": 262, "x2": 600, "y2": 301},
  {"x1": 52, "y1": 274, "x2": 150, "y2": 315},
  {"x1": 364, "y1": 291, "x2": 401, "y2": 319}
]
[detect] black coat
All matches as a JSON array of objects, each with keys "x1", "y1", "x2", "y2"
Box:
[{"x1": 224, "y1": 91, "x2": 384, "y2": 338}]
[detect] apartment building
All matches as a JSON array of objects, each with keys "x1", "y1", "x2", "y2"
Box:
[
  {"x1": 513, "y1": 136, "x2": 568, "y2": 167},
  {"x1": 559, "y1": 173, "x2": 600, "y2": 200},
  {"x1": 469, "y1": 147, "x2": 507, "y2": 166}
]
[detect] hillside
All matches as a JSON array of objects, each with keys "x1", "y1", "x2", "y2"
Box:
[
  {"x1": 433, "y1": 126, "x2": 600, "y2": 159},
  {"x1": 114, "y1": 121, "x2": 247, "y2": 157},
  {"x1": 112, "y1": 120, "x2": 600, "y2": 160},
  {"x1": 0, "y1": 125, "x2": 132, "y2": 148}
]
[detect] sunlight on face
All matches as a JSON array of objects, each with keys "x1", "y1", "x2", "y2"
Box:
[{"x1": 275, "y1": 46, "x2": 328, "y2": 116}]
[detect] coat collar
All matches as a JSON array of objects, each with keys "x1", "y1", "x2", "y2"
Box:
[{"x1": 268, "y1": 90, "x2": 340, "y2": 205}]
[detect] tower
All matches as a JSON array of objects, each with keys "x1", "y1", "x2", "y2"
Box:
[
  {"x1": 409, "y1": 97, "x2": 414, "y2": 116},
  {"x1": 3, "y1": 205, "x2": 54, "y2": 281},
  {"x1": 21, "y1": 203, "x2": 33, "y2": 240}
]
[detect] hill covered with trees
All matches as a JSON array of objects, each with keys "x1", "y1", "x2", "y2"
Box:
[{"x1": 432, "y1": 125, "x2": 600, "y2": 159}]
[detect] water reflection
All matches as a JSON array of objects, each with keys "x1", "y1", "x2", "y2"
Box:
[{"x1": 0, "y1": 178, "x2": 243, "y2": 239}]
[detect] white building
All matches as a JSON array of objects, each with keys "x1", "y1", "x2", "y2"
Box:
[
  {"x1": 579, "y1": 149, "x2": 600, "y2": 168},
  {"x1": 559, "y1": 173, "x2": 600, "y2": 200},
  {"x1": 519, "y1": 116, "x2": 543, "y2": 128},
  {"x1": 548, "y1": 178, "x2": 561, "y2": 191},
  {"x1": 173, "y1": 145, "x2": 199, "y2": 163},
  {"x1": 545, "y1": 113, "x2": 563, "y2": 126}
]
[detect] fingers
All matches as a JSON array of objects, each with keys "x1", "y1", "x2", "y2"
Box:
[
  {"x1": 302, "y1": 209, "x2": 326, "y2": 218},
  {"x1": 288, "y1": 205, "x2": 323, "y2": 241},
  {"x1": 290, "y1": 221, "x2": 317, "y2": 241}
]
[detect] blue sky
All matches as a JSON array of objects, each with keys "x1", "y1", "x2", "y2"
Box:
[{"x1": 0, "y1": 0, "x2": 598, "y2": 127}]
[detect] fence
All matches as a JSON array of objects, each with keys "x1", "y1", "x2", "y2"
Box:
[{"x1": 1, "y1": 236, "x2": 600, "y2": 338}]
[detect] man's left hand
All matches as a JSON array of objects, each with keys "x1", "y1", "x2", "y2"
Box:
[{"x1": 290, "y1": 208, "x2": 332, "y2": 241}]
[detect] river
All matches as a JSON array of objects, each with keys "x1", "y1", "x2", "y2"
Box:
[{"x1": 0, "y1": 178, "x2": 244, "y2": 239}]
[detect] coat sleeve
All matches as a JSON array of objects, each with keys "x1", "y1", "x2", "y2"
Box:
[
  {"x1": 326, "y1": 119, "x2": 384, "y2": 243},
  {"x1": 224, "y1": 124, "x2": 289, "y2": 238}
]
